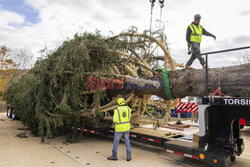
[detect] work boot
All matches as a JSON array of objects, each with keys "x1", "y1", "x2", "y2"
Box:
[
  {"x1": 107, "y1": 156, "x2": 118, "y2": 161},
  {"x1": 127, "y1": 157, "x2": 132, "y2": 161},
  {"x1": 186, "y1": 66, "x2": 194, "y2": 69}
]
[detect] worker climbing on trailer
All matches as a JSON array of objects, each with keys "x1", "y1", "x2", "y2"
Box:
[
  {"x1": 107, "y1": 98, "x2": 132, "y2": 161},
  {"x1": 186, "y1": 14, "x2": 216, "y2": 69}
]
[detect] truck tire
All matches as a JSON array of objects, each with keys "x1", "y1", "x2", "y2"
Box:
[
  {"x1": 230, "y1": 154, "x2": 236, "y2": 162},
  {"x1": 12, "y1": 110, "x2": 16, "y2": 120},
  {"x1": 6, "y1": 108, "x2": 12, "y2": 118}
]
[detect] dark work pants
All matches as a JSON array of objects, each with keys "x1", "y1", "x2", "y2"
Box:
[{"x1": 186, "y1": 42, "x2": 205, "y2": 66}]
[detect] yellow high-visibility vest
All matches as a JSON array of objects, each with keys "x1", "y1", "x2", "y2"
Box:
[
  {"x1": 189, "y1": 24, "x2": 203, "y2": 43},
  {"x1": 113, "y1": 106, "x2": 131, "y2": 132}
]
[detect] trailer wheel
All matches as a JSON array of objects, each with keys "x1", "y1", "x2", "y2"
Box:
[
  {"x1": 230, "y1": 154, "x2": 236, "y2": 162},
  {"x1": 6, "y1": 108, "x2": 12, "y2": 118},
  {"x1": 240, "y1": 125, "x2": 244, "y2": 129}
]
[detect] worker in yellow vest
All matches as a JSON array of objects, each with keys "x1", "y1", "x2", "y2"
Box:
[
  {"x1": 186, "y1": 14, "x2": 216, "y2": 69},
  {"x1": 107, "y1": 98, "x2": 132, "y2": 161}
]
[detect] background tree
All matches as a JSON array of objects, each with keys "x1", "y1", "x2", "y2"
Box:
[{"x1": 0, "y1": 46, "x2": 17, "y2": 97}]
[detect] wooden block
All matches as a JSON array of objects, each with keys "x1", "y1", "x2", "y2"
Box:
[
  {"x1": 193, "y1": 132, "x2": 200, "y2": 143},
  {"x1": 130, "y1": 127, "x2": 182, "y2": 139},
  {"x1": 167, "y1": 123, "x2": 190, "y2": 128},
  {"x1": 163, "y1": 126, "x2": 185, "y2": 131}
]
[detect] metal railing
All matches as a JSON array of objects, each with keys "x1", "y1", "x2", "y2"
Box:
[{"x1": 199, "y1": 46, "x2": 250, "y2": 96}]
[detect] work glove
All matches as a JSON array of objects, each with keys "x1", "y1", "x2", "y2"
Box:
[
  {"x1": 212, "y1": 35, "x2": 216, "y2": 40},
  {"x1": 187, "y1": 43, "x2": 192, "y2": 55}
]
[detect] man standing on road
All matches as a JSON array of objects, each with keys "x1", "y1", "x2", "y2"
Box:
[
  {"x1": 107, "y1": 98, "x2": 132, "y2": 161},
  {"x1": 186, "y1": 14, "x2": 216, "y2": 69}
]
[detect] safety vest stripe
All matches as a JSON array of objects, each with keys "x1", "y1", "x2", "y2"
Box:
[
  {"x1": 127, "y1": 107, "x2": 130, "y2": 120},
  {"x1": 190, "y1": 24, "x2": 202, "y2": 36},
  {"x1": 116, "y1": 107, "x2": 130, "y2": 125},
  {"x1": 191, "y1": 24, "x2": 197, "y2": 34},
  {"x1": 116, "y1": 121, "x2": 130, "y2": 125},
  {"x1": 117, "y1": 108, "x2": 122, "y2": 123}
]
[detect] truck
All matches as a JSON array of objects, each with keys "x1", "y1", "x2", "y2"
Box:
[
  {"x1": 6, "y1": 96, "x2": 250, "y2": 167},
  {"x1": 6, "y1": 46, "x2": 250, "y2": 167},
  {"x1": 6, "y1": 105, "x2": 18, "y2": 120}
]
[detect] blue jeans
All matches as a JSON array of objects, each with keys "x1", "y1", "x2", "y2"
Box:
[{"x1": 112, "y1": 131, "x2": 131, "y2": 159}]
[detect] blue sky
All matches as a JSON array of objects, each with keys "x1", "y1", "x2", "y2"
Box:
[{"x1": 0, "y1": 0, "x2": 40, "y2": 24}]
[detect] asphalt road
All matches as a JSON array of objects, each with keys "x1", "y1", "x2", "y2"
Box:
[{"x1": 1, "y1": 113, "x2": 250, "y2": 167}]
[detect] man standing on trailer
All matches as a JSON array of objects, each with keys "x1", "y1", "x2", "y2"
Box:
[
  {"x1": 107, "y1": 98, "x2": 132, "y2": 161},
  {"x1": 186, "y1": 14, "x2": 216, "y2": 69}
]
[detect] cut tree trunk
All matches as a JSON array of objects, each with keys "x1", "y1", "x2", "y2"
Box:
[{"x1": 120, "y1": 63, "x2": 250, "y2": 99}]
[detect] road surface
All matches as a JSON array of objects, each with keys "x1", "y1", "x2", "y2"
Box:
[{"x1": 1, "y1": 113, "x2": 250, "y2": 167}]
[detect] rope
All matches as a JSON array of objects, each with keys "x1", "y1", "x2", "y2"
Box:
[
  {"x1": 148, "y1": 2, "x2": 154, "y2": 57},
  {"x1": 149, "y1": 2, "x2": 154, "y2": 36},
  {"x1": 159, "y1": 0, "x2": 165, "y2": 30},
  {"x1": 155, "y1": 0, "x2": 165, "y2": 69},
  {"x1": 156, "y1": 5, "x2": 163, "y2": 68},
  {"x1": 159, "y1": 6, "x2": 163, "y2": 31}
]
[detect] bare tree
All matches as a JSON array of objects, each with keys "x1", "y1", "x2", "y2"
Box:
[
  {"x1": 236, "y1": 51, "x2": 250, "y2": 64},
  {"x1": 11, "y1": 48, "x2": 34, "y2": 70}
]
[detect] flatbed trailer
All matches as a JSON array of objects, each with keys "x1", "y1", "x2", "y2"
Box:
[
  {"x1": 6, "y1": 46, "x2": 250, "y2": 167},
  {"x1": 76, "y1": 97, "x2": 250, "y2": 167},
  {"x1": 7, "y1": 97, "x2": 249, "y2": 166}
]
